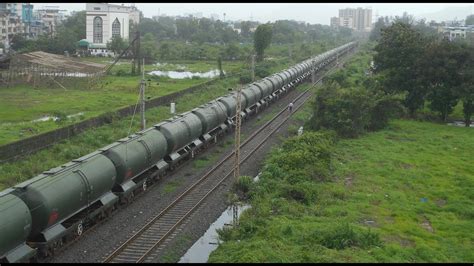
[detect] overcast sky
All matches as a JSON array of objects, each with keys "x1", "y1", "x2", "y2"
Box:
[{"x1": 39, "y1": 3, "x2": 474, "y2": 25}]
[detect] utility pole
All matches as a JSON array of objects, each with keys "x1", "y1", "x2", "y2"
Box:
[
  {"x1": 311, "y1": 64, "x2": 316, "y2": 84},
  {"x1": 137, "y1": 31, "x2": 141, "y2": 75},
  {"x1": 132, "y1": 31, "x2": 140, "y2": 75},
  {"x1": 251, "y1": 54, "x2": 255, "y2": 82},
  {"x1": 232, "y1": 84, "x2": 242, "y2": 226},
  {"x1": 140, "y1": 57, "x2": 146, "y2": 130}
]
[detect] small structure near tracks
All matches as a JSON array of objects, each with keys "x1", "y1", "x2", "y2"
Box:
[{"x1": 0, "y1": 51, "x2": 106, "y2": 89}]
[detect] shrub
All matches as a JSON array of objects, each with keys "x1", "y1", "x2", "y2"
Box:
[
  {"x1": 115, "y1": 69, "x2": 128, "y2": 76},
  {"x1": 234, "y1": 175, "x2": 253, "y2": 196},
  {"x1": 318, "y1": 222, "x2": 383, "y2": 250},
  {"x1": 239, "y1": 74, "x2": 252, "y2": 84},
  {"x1": 263, "y1": 131, "x2": 335, "y2": 184},
  {"x1": 280, "y1": 182, "x2": 318, "y2": 205},
  {"x1": 308, "y1": 81, "x2": 403, "y2": 138},
  {"x1": 52, "y1": 111, "x2": 68, "y2": 124}
]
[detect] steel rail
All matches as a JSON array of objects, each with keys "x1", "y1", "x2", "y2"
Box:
[{"x1": 102, "y1": 50, "x2": 353, "y2": 263}]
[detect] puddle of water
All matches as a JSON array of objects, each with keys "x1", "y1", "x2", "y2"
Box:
[
  {"x1": 31, "y1": 112, "x2": 85, "y2": 123},
  {"x1": 148, "y1": 69, "x2": 223, "y2": 79},
  {"x1": 32, "y1": 115, "x2": 56, "y2": 122},
  {"x1": 18, "y1": 72, "x2": 93, "y2": 77},
  {"x1": 178, "y1": 204, "x2": 251, "y2": 263},
  {"x1": 153, "y1": 62, "x2": 186, "y2": 70},
  {"x1": 447, "y1": 121, "x2": 474, "y2": 128}
]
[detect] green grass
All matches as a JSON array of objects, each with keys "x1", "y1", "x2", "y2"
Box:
[
  {"x1": 161, "y1": 234, "x2": 193, "y2": 262},
  {"x1": 0, "y1": 77, "x2": 241, "y2": 190},
  {"x1": 163, "y1": 180, "x2": 183, "y2": 194},
  {"x1": 208, "y1": 119, "x2": 474, "y2": 262},
  {"x1": 0, "y1": 60, "x2": 246, "y2": 146},
  {"x1": 0, "y1": 43, "x2": 351, "y2": 190},
  {"x1": 193, "y1": 144, "x2": 226, "y2": 170}
]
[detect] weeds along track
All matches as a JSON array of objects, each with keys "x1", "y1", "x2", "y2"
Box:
[
  {"x1": 38, "y1": 47, "x2": 356, "y2": 264},
  {"x1": 101, "y1": 60, "x2": 345, "y2": 263}
]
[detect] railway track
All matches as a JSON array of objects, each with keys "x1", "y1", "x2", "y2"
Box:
[{"x1": 101, "y1": 55, "x2": 350, "y2": 263}]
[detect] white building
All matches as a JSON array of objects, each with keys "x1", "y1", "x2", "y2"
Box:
[
  {"x1": 443, "y1": 26, "x2": 468, "y2": 41},
  {"x1": 85, "y1": 3, "x2": 140, "y2": 56}
]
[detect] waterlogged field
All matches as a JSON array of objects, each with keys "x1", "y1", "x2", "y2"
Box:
[{"x1": 208, "y1": 119, "x2": 474, "y2": 262}]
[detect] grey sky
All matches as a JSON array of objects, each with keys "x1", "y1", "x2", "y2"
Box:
[{"x1": 39, "y1": 3, "x2": 474, "y2": 25}]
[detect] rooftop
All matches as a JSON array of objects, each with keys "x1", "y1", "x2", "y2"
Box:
[{"x1": 14, "y1": 51, "x2": 106, "y2": 73}]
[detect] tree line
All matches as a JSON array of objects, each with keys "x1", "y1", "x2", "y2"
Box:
[
  {"x1": 8, "y1": 10, "x2": 353, "y2": 61},
  {"x1": 372, "y1": 20, "x2": 473, "y2": 126},
  {"x1": 309, "y1": 17, "x2": 473, "y2": 140}
]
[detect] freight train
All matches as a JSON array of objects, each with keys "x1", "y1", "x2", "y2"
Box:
[{"x1": 0, "y1": 41, "x2": 357, "y2": 263}]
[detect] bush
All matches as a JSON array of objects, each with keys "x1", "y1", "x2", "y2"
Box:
[
  {"x1": 52, "y1": 111, "x2": 68, "y2": 124},
  {"x1": 318, "y1": 222, "x2": 383, "y2": 250},
  {"x1": 368, "y1": 92, "x2": 405, "y2": 131},
  {"x1": 115, "y1": 69, "x2": 128, "y2": 76},
  {"x1": 262, "y1": 131, "x2": 335, "y2": 184},
  {"x1": 234, "y1": 175, "x2": 253, "y2": 196},
  {"x1": 308, "y1": 81, "x2": 403, "y2": 138},
  {"x1": 239, "y1": 74, "x2": 252, "y2": 84}
]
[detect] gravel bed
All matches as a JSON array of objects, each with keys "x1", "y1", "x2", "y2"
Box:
[
  {"x1": 46, "y1": 51, "x2": 355, "y2": 263},
  {"x1": 145, "y1": 53, "x2": 355, "y2": 263}
]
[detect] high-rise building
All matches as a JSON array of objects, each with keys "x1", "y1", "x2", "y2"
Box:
[
  {"x1": 34, "y1": 6, "x2": 67, "y2": 38},
  {"x1": 0, "y1": 3, "x2": 26, "y2": 44},
  {"x1": 331, "y1": 7, "x2": 372, "y2": 32}
]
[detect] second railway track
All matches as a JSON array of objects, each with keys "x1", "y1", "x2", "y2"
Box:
[{"x1": 102, "y1": 60, "x2": 345, "y2": 263}]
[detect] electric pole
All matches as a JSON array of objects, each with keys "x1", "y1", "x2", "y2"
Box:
[
  {"x1": 232, "y1": 84, "x2": 242, "y2": 226},
  {"x1": 251, "y1": 54, "x2": 255, "y2": 82},
  {"x1": 132, "y1": 31, "x2": 141, "y2": 75},
  {"x1": 137, "y1": 31, "x2": 141, "y2": 75},
  {"x1": 140, "y1": 58, "x2": 146, "y2": 130}
]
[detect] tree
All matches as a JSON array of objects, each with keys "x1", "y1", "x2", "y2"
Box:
[
  {"x1": 373, "y1": 21, "x2": 428, "y2": 116},
  {"x1": 419, "y1": 39, "x2": 464, "y2": 121},
  {"x1": 369, "y1": 17, "x2": 387, "y2": 41},
  {"x1": 60, "y1": 10, "x2": 86, "y2": 40},
  {"x1": 308, "y1": 80, "x2": 403, "y2": 138},
  {"x1": 457, "y1": 42, "x2": 474, "y2": 126},
  {"x1": 222, "y1": 43, "x2": 242, "y2": 60},
  {"x1": 465, "y1": 14, "x2": 474, "y2": 25},
  {"x1": 140, "y1": 33, "x2": 159, "y2": 63},
  {"x1": 9, "y1": 34, "x2": 28, "y2": 51},
  {"x1": 240, "y1": 21, "x2": 251, "y2": 38},
  {"x1": 159, "y1": 42, "x2": 171, "y2": 60},
  {"x1": 106, "y1": 36, "x2": 127, "y2": 55},
  {"x1": 254, "y1": 23, "x2": 272, "y2": 62}
]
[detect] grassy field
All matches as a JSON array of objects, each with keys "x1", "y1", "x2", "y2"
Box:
[
  {"x1": 208, "y1": 118, "x2": 474, "y2": 262},
  {"x1": 0, "y1": 59, "x2": 247, "y2": 145},
  {"x1": 0, "y1": 40, "x2": 344, "y2": 146},
  {"x1": 0, "y1": 43, "x2": 348, "y2": 189},
  {"x1": 0, "y1": 76, "x2": 241, "y2": 190}
]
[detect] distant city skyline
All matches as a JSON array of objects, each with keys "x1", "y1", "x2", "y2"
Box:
[{"x1": 37, "y1": 3, "x2": 473, "y2": 25}]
